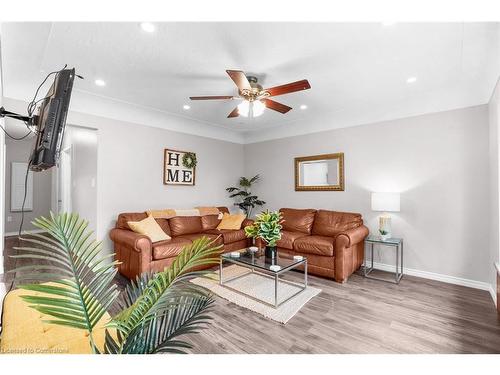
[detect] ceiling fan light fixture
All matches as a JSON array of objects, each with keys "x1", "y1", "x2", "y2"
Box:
[
  {"x1": 237, "y1": 101, "x2": 249, "y2": 117},
  {"x1": 252, "y1": 100, "x2": 265, "y2": 117},
  {"x1": 238, "y1": 100, "x2": 265, "y2": 118}
]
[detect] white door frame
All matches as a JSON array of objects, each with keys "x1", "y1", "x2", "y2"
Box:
[{"x1": 0, "y1": 27, "x2": 5, "y2": 277}]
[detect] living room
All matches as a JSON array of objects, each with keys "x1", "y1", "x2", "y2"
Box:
[{"x1": 0, "y1": 0, "x2": 499, "y2": 372}]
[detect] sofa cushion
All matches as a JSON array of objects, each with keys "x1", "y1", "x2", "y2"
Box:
[
  {"x1": 217, "y1": 213, "x2": 246, "y2": 230},
  {"x1": 155, "y1": 218, "x2": 172, "y2": 236},
  {"x1": 0, "y1": 282, "x2": 113, "y2": 354},
  {"x1": 168, "y1": 216, "x2": 203, "y2": 237},
  {"x1": 280, "y1": 208, "x2": 317, "y2": 234},
  {"x1": 177, "y1": 233, "x2": 223, "y2": 247},
  {"x1": 204, "y1": 229, "x2": 247, "y2": 244},
  {"x1": 116, "y1": 212, "x2": 171, "y2": 236},
  {"x1": 153, "y1": 238, "x2": 192, "y2": 260},
  {"x1": 116, "y1": 212, "x2": 148, "y2": 230},
  {"x1": 293, "y1": 235, "x2": 335, "y2": 256},
  {"x1": 277, "y1": 230, "x2": 309, "y2": 250},
  {"x1": 127, "y1": 215, "x2": 171, "y2": 243},
  {"x1": 196, "y1": 206, "x2": 220, "y2": 216},
  {"x1": 312, "y1": 210, "x2": 363, "y2": 237},
  {"x1": 217, "y1": 207, "x2": 230, "y2": 214},
  {"x1": 201, "y1": 215, "x2": 221, "y2": 231}
]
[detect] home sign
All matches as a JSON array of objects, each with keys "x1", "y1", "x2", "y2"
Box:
[{"x1": 163, "y1": 149, "x2": 196, "y2": 186}]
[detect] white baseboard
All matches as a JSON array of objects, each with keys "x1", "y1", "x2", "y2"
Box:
[
  {"x1": 4, "y1": 229, "x2": 46, "y2": 237},
  {"x1": 369, "y1": 261, "x2": 496, "y2": 305},
  {"x1": 488, "y1": 285, "x2": 497, "y2": 308}
]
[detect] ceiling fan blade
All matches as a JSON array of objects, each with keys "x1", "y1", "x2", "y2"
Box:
[
  {"x1": 263, "y1": 99, "x2": 292, "y2": 114},
  {"x1": 264, "y1": 79, "x2": 311, "y2": 97},
  {"x1": 226, "y1": 70, "x2": 252, "y2": 91},
  {"x1": 227, "y1": 107, "x2": 240, "y2": 118},
  {"x1": 189, "y1": 95, "x2": 234, "y2": 100}
]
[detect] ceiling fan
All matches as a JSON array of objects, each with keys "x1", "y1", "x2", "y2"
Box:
[{"x1": 189, "y1": 70, "x2": 311, "y2": 118}]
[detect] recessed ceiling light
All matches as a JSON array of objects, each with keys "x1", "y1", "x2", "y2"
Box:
[
  {"x1": 94, "y1": 79, "x2": 106, "y2": 87},
  {"x1": 300, "y1": 104, "x2": 308, "y2": 110},
  {"x1": 140, "y1": 22, "x2": 155, "y2": 33},
  {"x1": 406, "y1": 76, "x2": 417, "y2": 84},
  {"x1": 183, "y1": 104, "x2": 191, "y2": 110}
]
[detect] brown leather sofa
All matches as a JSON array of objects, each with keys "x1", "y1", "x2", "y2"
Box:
[
  {"x1": 109, "y1": 207, "x2": 252, "y2": 279},
  {"x1": 260, "y1": 208, "x2": 369, "y2": 283}
]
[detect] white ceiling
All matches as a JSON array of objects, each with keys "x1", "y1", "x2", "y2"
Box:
[{"x1": 1, "y1": 22, "x2": 499, "y2": 143}]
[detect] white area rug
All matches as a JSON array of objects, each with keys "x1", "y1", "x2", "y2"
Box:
[{"x1": 190, "y1": 265, "x2": 321, "y2": 324}]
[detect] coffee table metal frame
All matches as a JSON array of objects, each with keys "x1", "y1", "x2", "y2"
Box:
[{"x1": 219, "y1": 253, "x2": 308, "y2": 309}]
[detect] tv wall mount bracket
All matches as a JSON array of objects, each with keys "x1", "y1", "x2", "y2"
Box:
[{"x1": 0, "y1": 106, "x2": 37, "y2": 125}]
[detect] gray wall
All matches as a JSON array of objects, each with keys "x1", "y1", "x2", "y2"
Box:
[
  {"x1": 4, "y1": 138, "x2": 52, "y2": 233},
  {"x1": 489, "y1": 78, "x2": 500, "y2": 291},
  {"x1": 244, "y1": 105, "x2": 491, "y2": 284},
  {"x1": 3, "y1": 97, "x2": 495, "y2": 286}
]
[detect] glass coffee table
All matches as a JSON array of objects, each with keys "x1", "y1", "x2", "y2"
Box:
[{"x1": 219, "y1": 249, "x2": 307, "y2": 308}]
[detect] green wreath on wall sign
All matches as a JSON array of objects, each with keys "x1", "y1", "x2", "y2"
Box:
[{"x1": 182, "y1": 152, "x2": 197, "y2": 169}]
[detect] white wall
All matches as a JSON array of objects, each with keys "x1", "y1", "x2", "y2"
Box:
[
  {"x1": 2, "y1": 97, "x2": 245, "y2": 253},
  {"x1": 245, "y1": 105, "x2": 491, "y2": 284},
  {"x1": 489, "y1": 77, "x2": 500, "y2": 293}
]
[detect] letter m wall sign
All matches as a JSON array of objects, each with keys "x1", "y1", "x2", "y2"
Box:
[{"x1": 163, "y1": 149, "x2": 196, "y2": 186}]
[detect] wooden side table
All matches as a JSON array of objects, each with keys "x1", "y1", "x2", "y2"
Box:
[{"x1": 363, "y1": 235, "x2": 403, "y2": 284}]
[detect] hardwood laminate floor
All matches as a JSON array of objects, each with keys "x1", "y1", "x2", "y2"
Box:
[{"x1": 3, "y1": 236, "x2": 500, "y2": 353}]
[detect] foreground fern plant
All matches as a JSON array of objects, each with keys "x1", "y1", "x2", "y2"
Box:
[{"x1": 12, "y1": 212, "x2": 222, "y2": 354}]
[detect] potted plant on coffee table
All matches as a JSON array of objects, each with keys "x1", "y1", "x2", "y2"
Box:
[{"x1": 244, "y1": 210, "x2": 283, "y2": 262}]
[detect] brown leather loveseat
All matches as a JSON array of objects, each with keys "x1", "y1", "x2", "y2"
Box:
[
  {"x1": 272, "y1": 208, "x2": 369, "y2": 283},
  {"x1": 109, "y1": 207, "x2": 252, "y2": 279}
]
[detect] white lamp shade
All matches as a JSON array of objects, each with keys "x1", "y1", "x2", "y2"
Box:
[{"x1": 371, "y1": 192, "x2": 400, "y2": 212}]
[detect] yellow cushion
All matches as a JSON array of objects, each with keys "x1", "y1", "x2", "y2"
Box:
[
  {"x1": 146, "y1": 208, "x2": 176, "y2": 219},
  {"x1": 196, "y1": 206, "x2": 220, "y2": 216},
  {"x1": 128, "y1": 215, "x2": 171, "y2": 242},
  {"x1": 0, "y1": 282, "x2": 115, "y2": 354},
  {"x1": 216, "y1": 213, "x2": 246, "y2": 230}
]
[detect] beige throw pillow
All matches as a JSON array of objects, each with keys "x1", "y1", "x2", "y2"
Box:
[
  {"x1": 216, "y1": 213, "x2": 246, "y2": 230},
  {"x1": 128, "y1": 215, "x2": 171, "y2": 243}
]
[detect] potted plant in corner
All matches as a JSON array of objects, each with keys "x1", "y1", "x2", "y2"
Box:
[
  {"x1": 244, "y1": 210, "x2": 283, "y2": 262},
  {"x1": 226, "y1": 175, "x2": 266, "y2": 218}
]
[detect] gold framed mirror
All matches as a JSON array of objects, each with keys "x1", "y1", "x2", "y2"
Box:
[{"x1": 294, "y1": 153, "x2": 344, "y2": 191}]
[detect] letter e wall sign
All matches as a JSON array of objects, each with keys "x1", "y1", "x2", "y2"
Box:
[{"x1": 163, "y1": 149, "x2": 196, "y2": 186}]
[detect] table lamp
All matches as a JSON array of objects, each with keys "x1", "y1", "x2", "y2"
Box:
[{"x1": 371, "y1": 192, "x2": 400, "y2": 240}]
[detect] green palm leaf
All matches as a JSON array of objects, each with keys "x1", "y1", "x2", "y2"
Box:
[
  {"x1": 106, "y1": 283, "x2": 214, "y2": 354},
  {"x1": 11, "y1": 212, "x2": 120, "y2": 353},
  {"x1": 106, "y1": 236, "x2": 222, "y2": 353}
]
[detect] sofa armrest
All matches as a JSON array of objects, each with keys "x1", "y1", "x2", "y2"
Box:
[
  {"x1": 335, "y1": 225, "x2": 369, "y2": 249},
  {"x1": 109, "y1": 228, "x2": 152, "y2": 254},
  {"x1": 334, "y1": 225, "x2": 369, "y2": 282}
]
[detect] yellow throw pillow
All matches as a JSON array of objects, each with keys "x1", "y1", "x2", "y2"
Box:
[
  {"x1": 128, "y1": 215, "x2": 171, "y2": 243},
  {"x1": 146, "y1": 209, "x2": 176, "y2": 219},
  {"x1": 196, "y1": 206, "x2": 220, "y2": 216},
  {"x1": 216, "y1": 213, "x2": 246, "y2": 230}
]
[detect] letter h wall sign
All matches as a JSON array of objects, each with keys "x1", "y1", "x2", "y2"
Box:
[{"x1": 163, "y1": 149, "x2": 196, "y2": 186}]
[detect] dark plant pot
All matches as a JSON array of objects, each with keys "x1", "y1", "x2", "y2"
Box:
[{"x1": 265, "y1": 246, "x2": 277, "y2": 263}]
